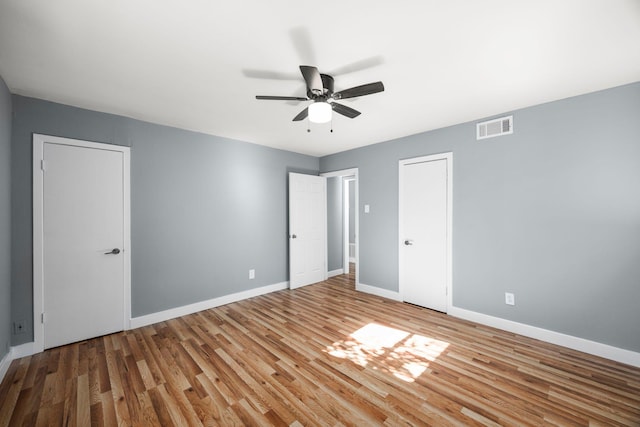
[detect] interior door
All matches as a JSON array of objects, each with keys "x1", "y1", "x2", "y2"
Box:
[
  {"x1": 399, "y1": 154, "x2": 451, "y2": 312},
  {"x1": 289, "y1": 172, "x2": 327, "y2": 289},
  {"x1": 42, "y1": 141, "x2": 126, "y2": 349}
]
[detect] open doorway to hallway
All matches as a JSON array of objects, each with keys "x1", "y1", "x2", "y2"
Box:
[{"x1": 322, "y1": 169, "x2": 358, "y2": 288}]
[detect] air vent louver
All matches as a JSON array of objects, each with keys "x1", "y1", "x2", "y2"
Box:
[{"x1": 477, "y1": 115, "x2": 513, "y2": 140}]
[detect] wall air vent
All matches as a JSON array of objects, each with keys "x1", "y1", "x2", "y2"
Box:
[{"x1": 477, "y1": 115, "x2": 513, "y2": 140}]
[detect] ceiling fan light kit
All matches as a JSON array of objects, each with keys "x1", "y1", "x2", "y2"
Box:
[
  {"x1": 308, "y1": 102, "x2": 332, "y2": 123},
  {"x1": 256, "y1": 65, "x2": 384, "y2": 128}
]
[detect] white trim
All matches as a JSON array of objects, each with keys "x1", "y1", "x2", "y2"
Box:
[
  {"x1": 343, "y1": 178, "x2": 350, "y2": 273},
  {"x1": 398, "y1": 152, "x2": 453, "y2": 312},
  {"x1": 130, "y1": 281, "x2": 289, "y2": 329},
  {"x1": 321, "y1": 168, "x2": 358, "y2": 178},
  {"x1": 33, "y1": 138, "x2": 44, "y2": 351},
  {"x1": 352, "y1": 280, "x2": 640, "y2": 367},
  {"x1": 11, "y1": 342, "x2": 35, "y2": 359},
  {"x1": 0, "y1": 351, "x2": 11, "y2": 383},
  {"x1": 122, "y1": 148, "x2": 132, "y2": 331},
  {"x1": 354, "y1": 174, "x2": 359, "y2": 289},
  {"x1": 328, "y1": 269, "x2": 344, "y2": 278},
  {"x1": 10, "y1": 282, "x2": 289, "y2": 358},
  {"x1": 449, "y1": 306, "x2": 640, "y2": 368},
  {"x1": 356, "y1": 282, "x2": 401, "y2": 301},
  {"x1": 32, "y1": 134, "x2": 132, "y2": 353},
  {"x1": 0, "y1": 341, "x2": 40, "y2": 384}
]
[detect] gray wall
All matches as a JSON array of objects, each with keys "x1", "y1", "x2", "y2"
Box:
[
  {"x1": 320, "y1": 82, "x2": 640, "y2": 353},
  {"x1": 11, "y1": 95, "x2": 318, "y2": 344},
  {"x1": 0, "y1": 76, "x2": 11, "y2": 360},
  {"x1": 327, "y1": 176, "x2": 343, "y2": 272}
]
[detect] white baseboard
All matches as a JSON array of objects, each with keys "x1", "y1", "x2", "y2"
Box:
[
  {"x1": 2, "y1": 282, "x2": 290, "y2": 365},
  {"x1": 353, "y1": 282, "x2": 640, "y2": 368},
  {"x1": 130, "y1": 281, "x2": 289, "y2": 329},
  {"x1": 328, "y1": 269, "x2": 344, "y2": 278},
  {"x1": 0, "y1": 341, "x2": 38, "y2": 384},
  {"x1": 11, "y1": 342, "x2": 35, "y2": 359},
  {"x1": 0, "y1": 351, "x2": 11, "y2": 384},
  {"x1": 449, "y1": 306, "x2": 640, "y2": 368},
  {"x1": 356, "y1": 282, "x2": 401, "y2": 301}
]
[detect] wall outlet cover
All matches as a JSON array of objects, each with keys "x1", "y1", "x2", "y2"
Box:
[{"x1": 13, "y1": 320, "x2": 26, "y2": 334}]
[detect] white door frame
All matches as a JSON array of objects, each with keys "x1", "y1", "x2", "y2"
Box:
[
  {"x1": 321, "y1": 168, "x2": 359, "y2": 286},
  {"x1": 32, "y1": 134, "x2": 131, "y2": 353},
  {"x1": 398, "y1": 153, "x2": 452, "y2": 312},
  {"x1": 343, "y1": 177, "x2": 355, "y2": 270}
]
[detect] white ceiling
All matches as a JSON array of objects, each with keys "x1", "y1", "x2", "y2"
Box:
[{"x1": 1, "y1": 1, "x2": 639, "y2": 156}]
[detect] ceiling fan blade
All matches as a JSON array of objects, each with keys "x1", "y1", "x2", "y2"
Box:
[
  {"x1": 333, "y1": 81, "x2": 385, "y2": 100},
  {"x1": 292, "y1": 107, "x2": 309, "y2": 121},
  {"x1": 256, "y1": 95, "x2": 308, "y2": 101},
  {"x1": 300, "y1": 65, "x2": 323, "y2": 94},
  {"x1": 332, "y1": 102, "x2": 361, "y2": 119}
]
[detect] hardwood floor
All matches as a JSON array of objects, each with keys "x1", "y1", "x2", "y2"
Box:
[{"x1": 1, "y1": 267, "x2": 639, "y2": 426}]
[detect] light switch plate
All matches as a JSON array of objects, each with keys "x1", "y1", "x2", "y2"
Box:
[{"x1": 505, "y1": 292, "x2": 515, "y2": 306}]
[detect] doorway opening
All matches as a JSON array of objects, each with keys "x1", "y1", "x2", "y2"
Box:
[{"x1": 321, "y1": 168, "x2": 359, "y2": 289}]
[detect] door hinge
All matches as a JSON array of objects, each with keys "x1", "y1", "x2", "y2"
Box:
[
  {"x1": 41, "y1": 312, "x2": 45, "y2": 324},
  {"x1": 40, "y1": 159, "x2": 47, "y2": 171}
]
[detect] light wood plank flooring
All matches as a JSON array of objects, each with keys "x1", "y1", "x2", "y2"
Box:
[{"x1": 1, "y1": 267, "x2": 639, "y2": 426}]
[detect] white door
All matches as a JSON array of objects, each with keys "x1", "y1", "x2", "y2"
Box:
[
  {"x1": 289, "y1": 173, "x2": 327, "y2": 289},
  {"x1": 39, "y1": 138, "x2": 128, "y2": 349},
  {"x1": 399, "y1": 153, "x2": 452, "y2": 312}
]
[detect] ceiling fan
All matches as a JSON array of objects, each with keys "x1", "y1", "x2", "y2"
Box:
[{"x1": 255, "y1": 65, "x2": 384, "y2": 124}]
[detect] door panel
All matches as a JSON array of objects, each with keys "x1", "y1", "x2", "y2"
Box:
[
  {"x1": 289, "y1": 173, "x2": 327, "y2": 289},
  {"x1": 43, "y1": 142, "x2": 125, "y2": 348},
  {"x1": 399, "y1": 155, "x2": 451, "y2": 312}
]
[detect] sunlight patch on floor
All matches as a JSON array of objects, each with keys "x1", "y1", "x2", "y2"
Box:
[
  {"x1": 325, "y1": 323, "x2": 449, "y2": 382},
  {"x1": 351, "y1": 323, "x2": 410, "y2": 349}
]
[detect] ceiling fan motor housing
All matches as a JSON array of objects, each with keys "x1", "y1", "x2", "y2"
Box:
[{"x1": 307, "y1": 74, "x2": 334, "y2": 99}]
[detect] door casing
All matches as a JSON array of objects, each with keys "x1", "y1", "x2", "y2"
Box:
[{"x1": 32, "y1": 134, "x2": 131, "y2": 353}]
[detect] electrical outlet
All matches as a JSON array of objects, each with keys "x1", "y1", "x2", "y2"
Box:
[
  {"x1": 249, "y1": 269, "x2": 255, "y2": 279},
  {"x1": 13, "y1": 320, "x2": 26, "y2": 335},
  {"x1": 505, "y1": 292, "x2": 515, "y2": 306}
]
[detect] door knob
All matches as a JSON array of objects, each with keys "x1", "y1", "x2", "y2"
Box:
[
  {"x1": 291, "y1": 234, "x2": 297, "y2": 239},
  {"x1": 105, "y1": 248, "x2": 121, "y2": 255},
  {"x1": 404, "y1": 240, "x2": 413, "y2": 246}
]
